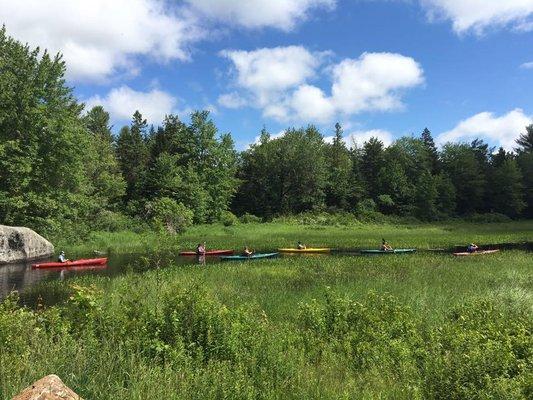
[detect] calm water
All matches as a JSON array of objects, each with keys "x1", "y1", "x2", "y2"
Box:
[{"x1": 0, "y1": 252, "x2": 223, "y2": 299}]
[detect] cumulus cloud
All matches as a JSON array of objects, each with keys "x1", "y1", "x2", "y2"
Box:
[
  {"x1": 186, "y1": 0, "x2": 335, "y2": 31},
  {"x1": 85, "y1": 86, "x2": 178, "y2": 123},
  {"x1": 520, "y1": 61, "x2": 533, "y2": 69},
  {"x1": 421, "y1": 0, "x2": 533, "y2": 34},
  {"x1": 437, "y1": 109, "x2": 533, "y2": 150},
  {"x1": 219, "y1": 47, "x2": 424, "y2": 123},
  {"x1": 0, "y1": 0, "x2": 201, "y2": 82},
  {"x1": 217, "y1": 92, "x2": 247, "y2": 109},
  {"x1": 345, "y1": 129, "x2": 394, "y2": 148}
]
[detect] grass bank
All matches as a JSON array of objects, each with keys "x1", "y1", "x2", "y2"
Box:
[
  {"x1": 60, "y1": 220, "x2": 533, "y2": 255},
  {"x1": 1, "y1": 245, "x2": 532, "y2": 398}
]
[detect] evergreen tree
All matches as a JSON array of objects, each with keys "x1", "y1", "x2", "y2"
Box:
[
  {"x1": 515, "y1": 124, "x2": 533, "y2": 154},
  {"x1": 360, "y1": 137, "x2": 385, "y2": 200},
  {"x1": 84, "y1": 106, "x2": 125, "y2": 208},
  {"x1": 116, "y1": 111, "x2": 149, "y2": 205},
  {"x1": 324, "y1": 123, "x2": 352, "y2": 209},
  {"x1": 434, "y1": 173, "x2": 457, "y2": 216},
  {"x1": 421, "y1": 128, "x2": 440, "y2": 173},
  {"x1": 489, "y1": 159, "x2": 525, "y2": 217},
  {"x1": 517, "y1": 152, "x2": 533, "y2": 217},
  {"x1": 414, "y1": 171, "x2": 438, "y2": 220},
  {"x1": 441, "y1": 143, "x2": 485, "y2": 214}
]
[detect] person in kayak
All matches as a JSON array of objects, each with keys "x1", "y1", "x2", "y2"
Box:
[
  {"x1": 57, "y1": 251, "x2": 70, "y2": 263},
  {"x1": 467, "y1": 243, "x2": 479, "y2": 253},
  {"x1": 196, "y1": 242, "x2": 206, "y2": 255},
  {"x1": 297, "y1": 241, "x2": 306, "y2": 250},
  {"x1": 242, "y1": 246, "x2": 254, "y2": 257},
  {"x1": 380, "y1": 239, "x2": 393, "y2": 251}
]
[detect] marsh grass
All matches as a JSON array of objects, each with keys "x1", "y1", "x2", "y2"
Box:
[
  {"x1": 60, "y1": 220, "x2": 533, "y2": 255},
  {"x1": 2, "y1": 225, "x2": 532, "y2": 399}
]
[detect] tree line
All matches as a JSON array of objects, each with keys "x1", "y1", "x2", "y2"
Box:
[{"x1": 1, "y1": 27, "x2": 532, "y2": 236}]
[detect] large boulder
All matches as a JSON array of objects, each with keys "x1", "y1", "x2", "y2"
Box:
[
  {"x1": 0, "y1": 225, "x2": 54, "y2": 264},
  {"x1": 11, "y1": 375, "x2": 82, "y2": 400}
]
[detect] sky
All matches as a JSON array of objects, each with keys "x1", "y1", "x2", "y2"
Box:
[{"x1": 1, "y1": 0, "x2": 533, "y2": 150}]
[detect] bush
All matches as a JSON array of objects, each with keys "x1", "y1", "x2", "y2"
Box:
[
  {"x1": 145, "y1": 197, "x2": 193, "y2": 233},
  {"x1": 220, "y1": 210, "x2": 239, "y2": 226},
  {"x1": 465, "y1": 212, "x2": 512, "y2": 223},
  {"x1": 239, "y1": 213, "x2": 262, "y2": 224},
  {"x1": 92, "y1": 210, "x2": 141, "y2": 232}
]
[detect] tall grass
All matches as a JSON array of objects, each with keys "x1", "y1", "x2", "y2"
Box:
[
  {"x1": 2, "y1": 249, "x2": 532, "y2": 399},
  {"x1": 60, "y1": 220, "x2": 533, "y2": 254}
]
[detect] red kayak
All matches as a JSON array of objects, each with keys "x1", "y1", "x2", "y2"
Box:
[
  {"x1": 32, "y1": 257, "x2": 108, "y2": 269},
  {"x1": 179, "y1": 250, "x2": 234, "y2": 256}
]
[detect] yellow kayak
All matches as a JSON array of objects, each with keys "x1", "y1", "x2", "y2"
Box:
[{"x1": 278, "y1": 248, "x2": 331, "y2": 253}]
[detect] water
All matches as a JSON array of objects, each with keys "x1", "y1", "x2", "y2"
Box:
[{"x1": 0, "y1": 252, "x2": 220, "y2": 300}]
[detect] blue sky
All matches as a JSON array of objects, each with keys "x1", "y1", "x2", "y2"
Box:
[{"x1": 1, "y1": 0, "x2": 533, "y2": 149}]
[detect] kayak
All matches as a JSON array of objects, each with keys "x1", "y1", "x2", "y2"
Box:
[
  {"x1": 360, "y1": 249, "x2": 416, "y2": 254},
  {"x1": 34, "y1": 264, "x2": 108, "y2": 272},
  {"x1": 453, "y1": 250, "x2": 499, "y2": 256},
  {"x1": 179, "y1": 250, "x2": 234, "y2": 256},
  {"x1": 278, "y1": 248, "x2": 331, "y2": 253},
  {"x1": 32, "y1": 257, "x2": 108, "y2": 269},
  {"x1": 220, "y1": 253, "x2": 279, "y2": 261}
]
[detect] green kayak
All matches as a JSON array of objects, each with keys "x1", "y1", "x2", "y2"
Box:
[
  {"x1": 360, "y1": 249, "x2": 416, "y2": 254},
  {"x1": 220, "y1": 252, "x2": 279, "y2": 261}
]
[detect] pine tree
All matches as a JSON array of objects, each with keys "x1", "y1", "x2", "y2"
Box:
[
  {"x1": 361, "y1": 137, "x2": 385, "y2": 200},
  {"x1": 116, "y1": 111, "x2": 149, "y2": 205},
  {"x1": 324, "y1": 123, "x2": 352, "y2": 210},
  {"x1": 421, "y1": 128, "x2": 440, "y2": 173},
  {"x1": 515, "y1": 124, "x2": 533, "y2": 153},
  {"x1": 489, "y1": 159, "x2": 525, "y2": 217}
]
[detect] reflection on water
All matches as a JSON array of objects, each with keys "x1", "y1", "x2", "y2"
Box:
[{"x1": 0, "y1": 252, "x2": 216, "y2": 299}]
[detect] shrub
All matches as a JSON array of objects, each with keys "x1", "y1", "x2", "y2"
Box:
[
  {"x1": 221, "y1": 210, "x2": 239, "y2": 226},
  {"x1": 145, "y1": 197, "x2": 193, "y2": 233},
  {"x1": 465, "y1": 212, "x2": 512, "y2": 223},
  {"x1": 421, "y1": 299, "x2": 532, "y2": 399},
  {"x1": 239, "y1": 213, "x2": 262, "y2": 224}
]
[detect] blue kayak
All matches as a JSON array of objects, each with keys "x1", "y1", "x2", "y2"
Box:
[
  {"x1": 220, "y1": 252, "x2": 279, "y2": 261},
  {"x1": 360, "y1": 249, "x2": 416, "y2": 254}
]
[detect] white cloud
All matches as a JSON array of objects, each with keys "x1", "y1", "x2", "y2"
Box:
[
  {"x1": 218, "y1": 92, "x2": 248, "y2": 109},
  {"x1": 85, "y1": 86, "x2": 178, "y2": 123},
  {"x1": 331, "y1": 52, "x2": 424, "y2": 114},
  {"x1": 345, "y1": 129, "x2": 394, "y2": 148},
  {"x1": 437, "y1": 109, "x2": 533, "y2": 150},
  {"x1": 219, "y1": 47, "x2": 424, "y2": 123},
  {"x1": 0, "y1": 0, "x2": 201, "y2": 81},
  {"x1": 221, "y1": 46, "x2": 325, "y2": 101},
  {"x1": 186, "y1": 0, "x2": 335, "y2": 31},
  {"x1": 520, "y1": 61, "x2": 533, "y2": 69},
  {"x1": 421, "y1": 0, "x2": 533, "y2": 34}
]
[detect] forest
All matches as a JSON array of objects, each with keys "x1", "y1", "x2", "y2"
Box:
[{"x1": 1, "y1": 26, "x2": 532, "y2": 239}]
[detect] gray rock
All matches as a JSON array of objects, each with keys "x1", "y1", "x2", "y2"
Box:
[{"x1": 0, "y1": 225, "x2": 54, "y2": 264}]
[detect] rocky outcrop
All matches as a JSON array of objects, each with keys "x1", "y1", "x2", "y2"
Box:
[
  {"x1": 11, "y1": 375, "x2": 82, "y2": 400},
  {"x1": 0, "y1": 225, "x2": 54, "y2": 264}
]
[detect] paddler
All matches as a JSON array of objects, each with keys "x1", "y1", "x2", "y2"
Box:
[
  {"x1": 57, "y1": 251, "x2": 70, "y2": 263},
  {"x1": 380, "y1": 239, "x2": 393, "y2": 251},
  {"x1": 242, "y1": 246, "x2": 253, "y2": 257},
  {"x1": 467, "y1": 243, "x2": 479, "y2": 253},
  {"x1": 297, "y1": 241, "x2": 306, "y2": 250},
  {"x1": 196, "y1": 242, "x2": 206, "y2": 255}
]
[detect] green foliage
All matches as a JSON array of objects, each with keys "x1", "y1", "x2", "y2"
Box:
[
  {"x1": 234, "y1": 127, "x2": 328, "y2": 217},
  {"x1": 239, "y1": 213, "x2": 262, "y2": 224},
  {"x1": 220, "y1": 210, "x2": 239, "y2": 226},
  {"x1": 465, "y1": 212, "x2": 512, "y2": 223},
  {"x1": 145, "y1": 197, "x2": 193, "y2": 233}
]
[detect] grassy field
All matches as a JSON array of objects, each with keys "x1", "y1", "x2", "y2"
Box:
[
  {"x1": 61, "y1": 220, "x2": 533, "y2": 255},
  {"x1": 1, "y1": 222, "x2": 532, "y2": 399}
]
